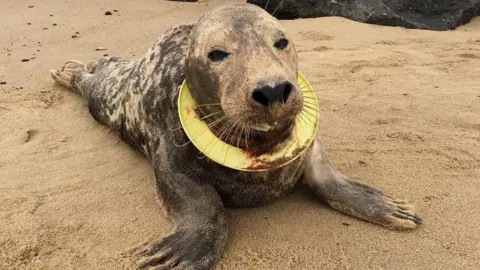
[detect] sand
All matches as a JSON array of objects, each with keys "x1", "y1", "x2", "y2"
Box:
[{"x1": 1, "y1": 0, "x2": 479, "y2": 269}]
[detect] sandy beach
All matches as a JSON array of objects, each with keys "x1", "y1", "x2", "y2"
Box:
[{"x1": 1, "y1": 0, "x2": 479, "y2": 269}]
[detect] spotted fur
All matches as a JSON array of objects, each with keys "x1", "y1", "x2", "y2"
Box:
[{"x1": 50, "y1": 3, "x2": 422, "y2": 269}]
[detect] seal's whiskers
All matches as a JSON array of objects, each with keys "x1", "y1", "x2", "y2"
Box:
[
  {"x1": 201, "y1": 114, "x2": 240, "y2": 159},
  {"x1": 169, "y1": 105, "x2": 239, "y2": 132},
  {"x1": 196, "y1": 120, "x2": 235, "y2": 159},
  {"x1": 244, "y1": 120, "x2": 251, "y2": 149},
  {"x1": 169, "y1": 110, "x2": 225, "y2": 132},
  {"x1": 221, "y1": 117, "x2": 242, "y2": 150},
  {"x1": 223, "y1": 117, "x2": 245, "y2": 163},
  {"x1": 173, "y1": 115, "x2": 228, "y2": 147},
  {"x1": 231, "y1": 118, "x2": 246, "y2": 149}
]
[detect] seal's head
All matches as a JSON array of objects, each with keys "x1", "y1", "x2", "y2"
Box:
[{"x1": 185, "y1": 4, "x2": 303, "y2": 150}]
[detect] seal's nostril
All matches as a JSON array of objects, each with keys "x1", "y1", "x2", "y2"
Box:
[
  {"x1": 252, "y1": 90, "x2": 269, "y2": 107},
  {"x1": 251, "y1": 81, "x2": 293, "y2": 107},
  {"x1": 282, "y1": 83, "x2": 292, "y2": 103}
]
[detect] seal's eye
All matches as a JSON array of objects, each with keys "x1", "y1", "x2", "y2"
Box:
[
  {"x1": 274, "y1": 38, "x2": 289, "y2": 50},
  {"x1": 208, "y1": 50, "x2": 230, "y2": 62}
]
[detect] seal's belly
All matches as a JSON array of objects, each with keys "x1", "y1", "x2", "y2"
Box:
[{"x1": 212, "y1": 157, "x2": 306, "y2": 207}]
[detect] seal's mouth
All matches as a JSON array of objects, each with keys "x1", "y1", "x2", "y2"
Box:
[
  {"x1": 251, "y1": 119, "x2": 293, "y2": 132},
  {"x1": 204, "y1": 114, "x2": 295, "y2": 152}
]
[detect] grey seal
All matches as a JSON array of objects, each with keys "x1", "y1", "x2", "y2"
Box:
[{"x1": 49, "y1": 3, "x2": 421, "y2": 269}]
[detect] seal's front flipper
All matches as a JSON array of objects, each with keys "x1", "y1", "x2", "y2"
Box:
[
  {"x1": 304, "y1": 138, "x2": 422, "y2": 230},
  {"x1": 134, "y1": 159, "x2": 227, "y2": 269}
]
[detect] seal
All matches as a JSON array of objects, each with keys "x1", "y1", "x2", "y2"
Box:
[{"x1": 49, "y1": 3, "x2": 422, "y2": 269}]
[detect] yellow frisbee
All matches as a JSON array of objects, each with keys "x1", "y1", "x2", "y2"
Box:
[{"x1": 178, "y1": 72, "x2": 319, "y2": 172}]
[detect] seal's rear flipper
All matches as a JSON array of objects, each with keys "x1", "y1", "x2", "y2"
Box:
[{"x1": 50, "y1": 60, "x2": 86, "y2": 94}]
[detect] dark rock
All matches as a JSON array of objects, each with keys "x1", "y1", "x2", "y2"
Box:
[
  {"x1": 27, "y1": 22, "x2": 31, "y2": 25},
  {"x1": 72, "y1": 35, "x2": 78, "y2": 38},
  {"x1": 53, "y1": 23, "x2": 57, "y2": 26},
  {"x1": 113, "y1": 9, "x2": 118, "y2": 12},
  {"x1": 167, "y1": 0, "x2": 198, "y2": 2},
  {"x1": 105, "y1": 11, "x2": 112, "y2": 15},
  {"x1": 21, "y1": 59, "x2": 30, "y2": 62},
  {"x1": 247, "y1": 0, "x2": 480, "y2": 31},
  {"x1": 0, "y1": 82, "x2": 6, "y2": 85},
  {"x1": 28, "y1": 5, "x2": 34, "y2": 8}
]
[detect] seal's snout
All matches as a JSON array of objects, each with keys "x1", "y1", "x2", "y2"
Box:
[{"x1": 251, "y1": 81, "x2": 293, "y2": 107}]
